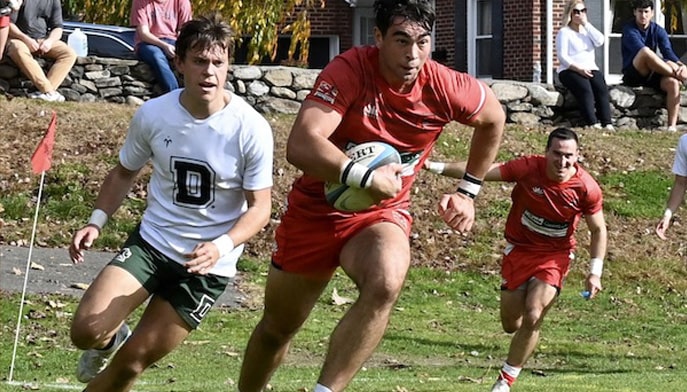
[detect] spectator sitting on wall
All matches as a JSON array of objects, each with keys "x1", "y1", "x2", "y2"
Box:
[
  {"x1": 556, "y1": 0, "x2": 614, "y2": 130},
  {"x1": 131, "y1": 0, "x2": 192, "y2": 94},
  {"x1": 7, "y1": 0, "x2": 76, "y2": 102},
  {"x1": 621, "y1": 0, "x2": 687, "y2": 132}
]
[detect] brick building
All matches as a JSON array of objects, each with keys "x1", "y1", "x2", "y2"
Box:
[{"x1": 251, "y1": 0, "x2": 687, "y2": 85}]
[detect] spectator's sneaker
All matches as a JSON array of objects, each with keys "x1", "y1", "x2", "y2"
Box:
[
  {"x1": 592, "y1": 123, "x2": 603, "y2": 129},
  {"x1": 604, "y1": 124, "x2": 615, "y2": 131},
  {"x1": 29, "y1": 91, "x2": 65, "y2": 102},
  {"x1": 76, "y1": 323, "x2": 131, "y2": 383},
  {"x1": 490, "y1": 378, "x2": 511, "y2": 392}
]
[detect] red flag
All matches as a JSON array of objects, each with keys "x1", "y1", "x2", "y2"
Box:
[{"x1": 30, "y1": 111, "x2": 57, "y2": 174}]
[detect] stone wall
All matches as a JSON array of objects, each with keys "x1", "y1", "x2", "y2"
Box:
[{"x1": 0, "y1": 56, "x2": 685, "y2": 130}]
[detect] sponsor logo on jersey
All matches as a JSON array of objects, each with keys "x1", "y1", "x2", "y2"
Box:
[
  {"x1": 521, "y1": 209, "x2": 569, "y2": 238},
  {"x1": 363, "y1": 103, "x2": 378, "y2": 119},
  {"x1": 313, "y1": 81, "x2": 338, "y2": 104},
  {"x1": 114, "y1": 247, "x2": 132, "y2": 263},
  {"x1": 164, "y1": 136, "x2": 172, "y2": 147},
  {"x1": 532, "y1": 186, "x2": 544, "y2": 195}
]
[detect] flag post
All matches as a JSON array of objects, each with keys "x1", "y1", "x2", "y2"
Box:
[{"x1": 8, "y1": 112, "x2": 57, "y2": 382}]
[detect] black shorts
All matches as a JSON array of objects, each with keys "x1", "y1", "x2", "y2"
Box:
[
  {"x1": 622, "y1": 64, "x2": 663, "y2": 90},
  {"x1": 108, "y1": 227, "x2": 230, "y2": 329}
]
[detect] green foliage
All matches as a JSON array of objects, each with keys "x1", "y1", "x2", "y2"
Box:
[
  {"x1": 600, "y1": 170, "x2": 672, "y2": 218},
  {"x1": 62, "y1": 0, "x2": 325, "y2": 66},
  {"x1": 0, "y1": 194, "x2": 31, "y2": 220}
]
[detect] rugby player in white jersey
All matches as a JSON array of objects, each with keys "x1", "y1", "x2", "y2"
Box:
[{"x1": 67, "y1": 13, "x2": 273, "y2": 391}]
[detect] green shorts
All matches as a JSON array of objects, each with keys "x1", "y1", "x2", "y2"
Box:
[{"x1": 108, "y1": 227, "x2": 230, "y2": 329}]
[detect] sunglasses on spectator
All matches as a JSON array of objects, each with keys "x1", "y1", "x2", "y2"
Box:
[{"x1": 573, "y1": 8, "x2": 587, "y2": 15}]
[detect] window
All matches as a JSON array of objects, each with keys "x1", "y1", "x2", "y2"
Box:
[
  {"x1": 354, "y1": 4, "x2": 375, "y2": 46},
  {"x1": 468, "y1": 0, "x2": 493, "y2": 78},
  {"x1": 353, "y1": 1, "x2": 436, "y2": 49}
]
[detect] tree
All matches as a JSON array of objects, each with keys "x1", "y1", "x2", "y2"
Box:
[
  {"x1": 63, "y1": 0, "x2": 325, "y2": 66},
  {"x1": 664, "y1": 0, "x2": 687, "y2": 34}
]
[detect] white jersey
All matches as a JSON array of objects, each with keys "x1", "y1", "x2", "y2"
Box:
[
  {"x1": 673, "y1": 134, "x2": 687, "y2": 177},
  {"x1": 119, "y1": 90, "x2": 273, "y2": 277}
]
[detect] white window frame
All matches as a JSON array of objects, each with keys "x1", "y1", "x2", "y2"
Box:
[
  {"x1": 352, "y1": 0, "x2": 436, "y2": 51},
  {"x1": 467, "y1": 0, "x2": 493, "y2": 78},
  {"x1": 353, "y1": 4, "x2": 376, "y2": 46}
]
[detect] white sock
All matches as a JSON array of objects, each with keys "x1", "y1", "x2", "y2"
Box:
[{"x1": 314, "y1": 383, "x2": 333, "y2": 392}]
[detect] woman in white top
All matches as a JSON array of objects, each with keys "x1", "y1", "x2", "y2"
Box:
[{"x1": 556, "y1": 0, "x2": 613, "y2": 129}]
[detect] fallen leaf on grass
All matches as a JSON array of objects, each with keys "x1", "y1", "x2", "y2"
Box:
[{"x1": 30, "y1": 262, "x2": 44, "y2": 271}]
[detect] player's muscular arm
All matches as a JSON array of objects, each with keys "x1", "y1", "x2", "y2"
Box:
[
  {"x1": 426, "y1": 161, "x2": 502, "y2": 181},
  {"x1": 286, "y1": 100, "x2": 349, "y2": 183},
  {"x1": 93, "y1": 164, "x2": 141, "y2": 215},
  {"x1": 462, "y1": 86, "x2": 505, "y2": 181}
]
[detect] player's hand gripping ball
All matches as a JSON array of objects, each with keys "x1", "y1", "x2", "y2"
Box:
[{"x1": 324, "y1": 141, "x2": 401, "y2": 212}]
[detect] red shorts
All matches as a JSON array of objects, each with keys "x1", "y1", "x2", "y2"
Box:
[
  {"x1": 500, "y1": 244, "x2": 573, "y2": 291},
  {"x1": 0, "y1": 16, "x2": 9, "y2": 28},
  {"x1": 272, "y1": 199, "x2": 413, "y2": 279}
]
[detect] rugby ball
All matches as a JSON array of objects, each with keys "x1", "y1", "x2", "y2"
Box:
[{"x1": 324, "y1": 141, "x2": 401, "y2": 212}]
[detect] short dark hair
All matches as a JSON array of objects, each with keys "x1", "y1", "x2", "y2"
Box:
[
  {"x1": 175, "y1": 13, "x2": 234, "y2": 61},
  {"x1": 373, "y1": 0, "x2": 435, "y2": 36},
  {"x1": 546, "y1": 127, "x2": 579, "y2": 150},
  {"x1": 632, "y1": 0, "x2": 653, "y2": 10}
]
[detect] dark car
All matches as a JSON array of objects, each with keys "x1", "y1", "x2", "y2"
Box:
[{"x1": 60, "y1": 21, "x2": 136, "y2": 60}]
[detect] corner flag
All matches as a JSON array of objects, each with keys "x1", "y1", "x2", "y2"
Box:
[{"x1": 30, "y1": 111, "x2": 57, "y2": 174}]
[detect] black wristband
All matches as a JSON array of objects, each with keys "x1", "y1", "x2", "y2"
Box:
[
  {"x1": 340, "y1": 160, "x2": 355, "y2": 184},
  {"x1": 456, "y1": 187, "x2": 477, "y2": 199},
  {"x1": 462, "y1": 172, "x2": 483, "y2": 185}
]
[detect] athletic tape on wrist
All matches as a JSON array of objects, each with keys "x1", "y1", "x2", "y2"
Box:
[
  {"x1": 589, "y1": 257, "x2": 604, "y2": 277},
  {"x1": 664, "y1": 208, "x2": 673, "y2": 219},
  {"x1": 426, "y1": 161, "x2": 446, "y2": 175},
  {"x1": 211, "y1": 234, "x2": 234, "y2": 259},
  {"x1": 456, "y1": 173, "x2": 482, "y2": 199},
  {"x1": 87, "y1": 209, "x2": 108, "y2": 230},
  {"x1": 340, "y1": 159, "x2": 374, "y2": 189}
]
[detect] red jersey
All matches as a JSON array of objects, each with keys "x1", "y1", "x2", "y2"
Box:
[
  {"x1": 499, "y1": 155, "x2": 603, "y2": 252},
  {"x1": 291, "y1": 46, "x2": 488, "y2": 214}
]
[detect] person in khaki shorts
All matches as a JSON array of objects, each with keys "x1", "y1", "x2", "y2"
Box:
[{"x1": 7, "y1": 0, "x2": 75, "y2": 101}]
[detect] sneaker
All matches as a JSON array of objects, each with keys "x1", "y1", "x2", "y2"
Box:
[
  {"x1": 491, "y1": 378, "x2": 511, "y2": 392},
  {"x1": 603, "y1": 124, "x2": 615, "y2": 131},
  {"x1": 29, "y1": 91, "x2": 65, "y2": 102},
  {"x1": 76, "y1": 323, "x2": 131, "y2": 383},
  {"x1": 591, "y1": 123, "x2": 603, "y2": 129}
]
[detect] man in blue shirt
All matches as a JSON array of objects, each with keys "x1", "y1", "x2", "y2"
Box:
[{"x1": 622, "y1": 0, "x2": 687, "y2": 131}]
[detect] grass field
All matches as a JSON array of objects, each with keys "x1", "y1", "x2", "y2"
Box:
[{"x1": 2, "y1": 96, "x2": 687, "y2": 391}]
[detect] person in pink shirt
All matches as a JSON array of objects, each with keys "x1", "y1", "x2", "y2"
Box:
[{"x1": 131, "y1": 0, "x2": 191, "y2": 93}]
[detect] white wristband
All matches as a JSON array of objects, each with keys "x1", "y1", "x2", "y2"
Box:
[
  {"x1": 664, "y1": 208, "x2": 673, "y2": 219},
  {"x1": 88, "y1": 209, "x2": 108, "y2": 230},
  {"x1": 211, "y1": 234, "x2": 234, "y2": 259},
  {"x1": 426, "y1": 161, "x2": 446, "y2": 174},
  {"x1": 340, "y1": 159, "x2": 374, "y2": 189},
  {"x1": 589, "y1": 257, "x2": 603, "y2": 277},
  {"x1": 456, "y1": 179, "x2": 482, "y2": 199}
]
